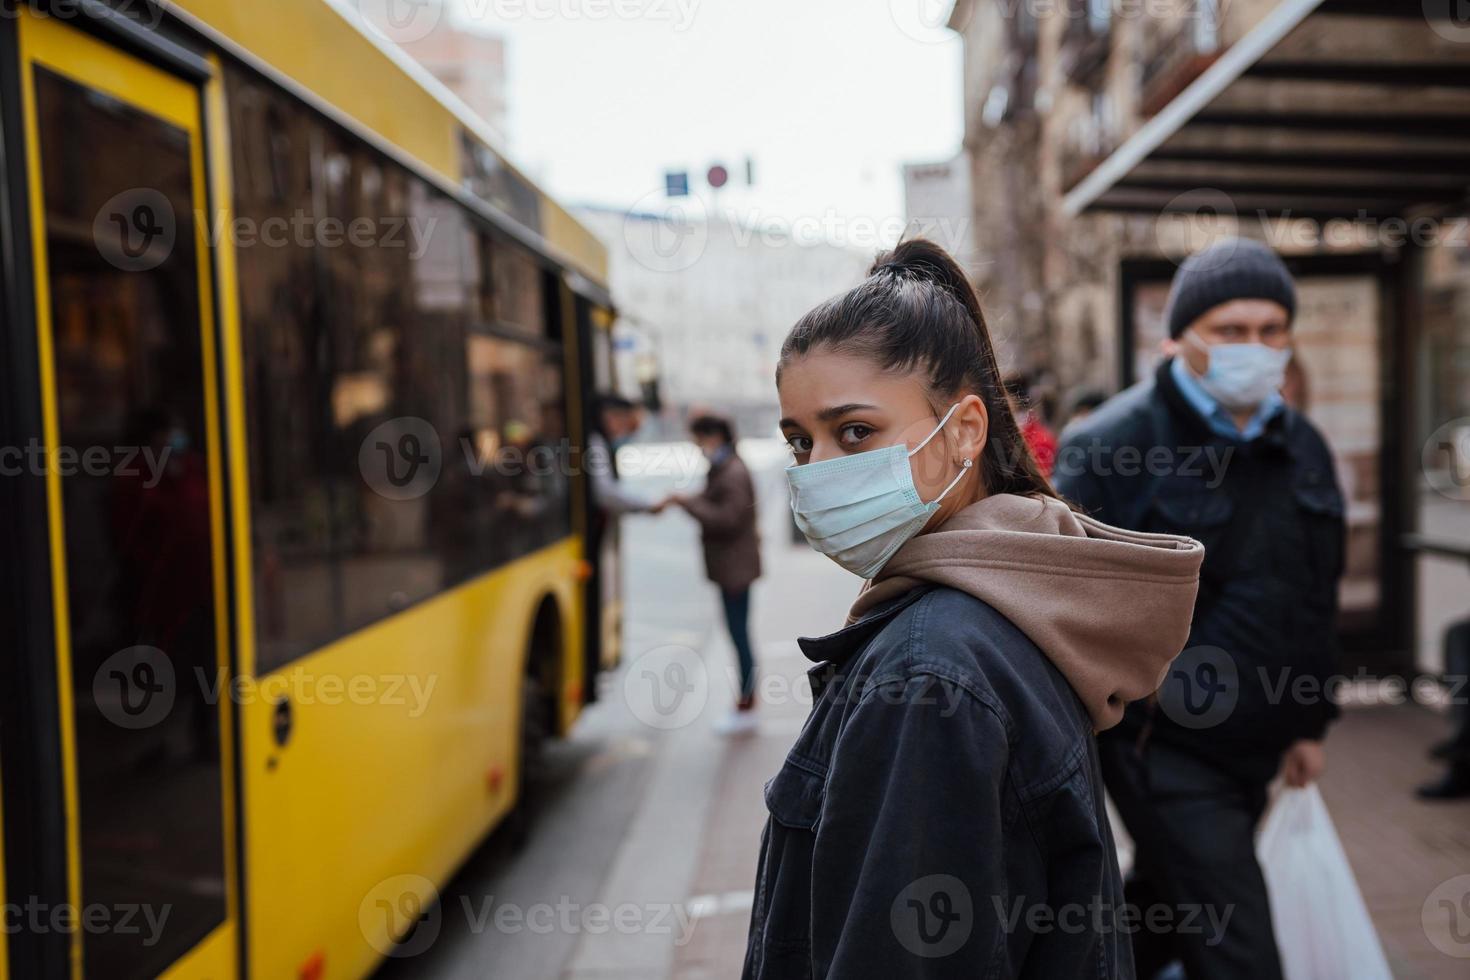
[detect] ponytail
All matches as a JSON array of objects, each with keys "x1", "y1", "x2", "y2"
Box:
[{"x1": 778, "y1": 238, "x2": 1057, "y2": 501}]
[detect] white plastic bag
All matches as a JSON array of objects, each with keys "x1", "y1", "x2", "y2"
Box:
[{"x1": 1256, "y1": 784, "x2": 1393, "y2": 980}]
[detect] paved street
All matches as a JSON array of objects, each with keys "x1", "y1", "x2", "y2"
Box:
[{"x1": 376, "y1": 446, "x2": 1470, "y2": 980}]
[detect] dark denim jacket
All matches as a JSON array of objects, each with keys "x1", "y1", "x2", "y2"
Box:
[{"x1": 742, "y1": 586, "x2": 1133, "y2": 980}]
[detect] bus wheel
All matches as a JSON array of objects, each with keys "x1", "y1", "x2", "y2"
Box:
[{"x1": 506, "y1": 668, "x2": 550, "y2": 852}]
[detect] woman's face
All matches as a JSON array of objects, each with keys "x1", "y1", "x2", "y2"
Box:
[{"x1": 778, "y1": 348, "x2": 988, "y2": 520}]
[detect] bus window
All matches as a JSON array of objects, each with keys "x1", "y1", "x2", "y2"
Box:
[{"x1": 227, "y1": 66, "x2": 572, "y2": 672}]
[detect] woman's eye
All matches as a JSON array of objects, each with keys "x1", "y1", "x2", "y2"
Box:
[
  {"x1": 787, "y1": 435, "x2": 812, "y2": 456},
  {"x1": 838, "y1": 424, "x2": 873, "y2": 447}
]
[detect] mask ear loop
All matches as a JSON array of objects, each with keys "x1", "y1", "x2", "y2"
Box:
[
  {"x1": 905, "y1": 403, "x2": 972, "y2": 506},
  {"x1": 927, "y1": 457, "x2": 973, "y2": 505},
  {"x1": 907, "y1": 402, "x2": 963, "y2": 458}
]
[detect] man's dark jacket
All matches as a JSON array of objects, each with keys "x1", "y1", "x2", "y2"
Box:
[
  {"x1": 1053, "y1": 358, "x2": 1345, "y2": 781},
  {"x1": 741, "y1": 587, "x2": 1134, "y2": 979},
  {"x1": 682, "y1": 450, "x2": 761, "y2": 591}
]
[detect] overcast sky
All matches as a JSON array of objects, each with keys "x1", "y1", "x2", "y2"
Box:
[{"x1": 448, "y1": 0, "x2": 964, "y2": 244}]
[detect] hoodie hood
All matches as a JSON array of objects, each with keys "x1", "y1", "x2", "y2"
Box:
[{"x1": 849, "y1": 493, "x2": 1204, "y2": 731}]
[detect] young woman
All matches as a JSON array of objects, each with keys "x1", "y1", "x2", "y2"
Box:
[{"x1": 742, "y1": 240, "x2": 1205, "y2": 979}]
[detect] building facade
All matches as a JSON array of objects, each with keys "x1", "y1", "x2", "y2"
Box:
[
  {"x1": 903, "y1": 154, "x2": 982, "y2": 280},
  {"x1": 947, "y1": 0, "x2": 1470, "y2": 674},
  {"x1": 573, "y1": 204, "x2": 872, "y2": 439}
]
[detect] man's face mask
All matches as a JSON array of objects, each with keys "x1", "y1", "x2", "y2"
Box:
[{"x1": 1184, "y1": 330, "x2": 1291, "y2": 411}]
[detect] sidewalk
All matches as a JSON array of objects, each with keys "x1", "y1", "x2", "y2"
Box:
[
  {"x1": 1318, "y1": 703, "x2": 1470, "y2": 980},
  {"x1": 668, "y1": 550, "x2": 848, "y2": 980}
]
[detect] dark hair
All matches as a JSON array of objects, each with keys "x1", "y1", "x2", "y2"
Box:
[
  {"x1": 689, "y1": 414, "x2": 734, "y2": 444},
  {"x1": 777, "y1": 238, "x2": 1056, "y2": 500},
  {"x1": 596, "y1": 393, "x2": 637, "y2": 415},
  {"x1": 1069, "y1": 389, "x2": 1108, "y2": 417}
]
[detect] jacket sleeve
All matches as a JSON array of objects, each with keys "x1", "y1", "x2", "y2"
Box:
[
  {"x1": 586, "y1": 433, "x2": 655, "y2": 515},
  {"x1": 681, "y1": 463, "x2": 753, "y2": 536},
  {"x1": 811, "y1": 673, "x2": 1013, "y2": 978}
]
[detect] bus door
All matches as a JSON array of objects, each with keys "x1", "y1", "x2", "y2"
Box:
[{"x1": 14, "y1": 10, "x2": 238, "y2": 978}]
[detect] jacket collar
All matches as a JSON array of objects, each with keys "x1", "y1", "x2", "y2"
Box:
[
  {"x1": 1155, "y1": 357, "x2": 1292, "y2": 455},
  {"x1": 706, "y1": 444, "x2": 735, "y2": 471},
  {"x1": 797, "y1": 585, "x2": 930, "y2": 668}
]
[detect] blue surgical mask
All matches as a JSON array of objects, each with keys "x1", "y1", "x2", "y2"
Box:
[
  {"x1": 786, "y1": 403, "x2": 971, "y2": 579},
  {"x1": 1185, "y1": 331, "x2": 1291, "y2": 411}
]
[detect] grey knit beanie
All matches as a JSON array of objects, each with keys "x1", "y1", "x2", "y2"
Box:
[{"x1": 1165, "y1": 238, "x2": 1296, "y2": 338}]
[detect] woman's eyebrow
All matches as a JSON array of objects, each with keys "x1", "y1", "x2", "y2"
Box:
[
  {"x1": 778, "y1": 403, "x2": 879, "y2": 429},
  {"x1": 815, "y1": 403, "x2": 878, "y2": 421}
]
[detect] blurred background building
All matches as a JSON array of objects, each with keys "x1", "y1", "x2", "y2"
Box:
[
  {"x1": 574, "y1": 205, "x2": 871, "y2": 440},
  {"x1": 902, "y1": 153, "x2": 981, "y2": 279},
  {"x1": 939, "y1": 0, "x2": 1470, "y2": 681}
]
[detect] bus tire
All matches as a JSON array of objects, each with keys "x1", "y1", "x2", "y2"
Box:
[{"x1": 506, "y1": 603, "x2": 557, "y2": 851}]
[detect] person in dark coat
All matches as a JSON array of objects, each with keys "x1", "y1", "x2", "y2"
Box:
[
  {"x1": 669, "y1": 413, "x2": 762, "y2": 733},
  {"x1": 1054, "y1": 237, "x2": 1347, "y2": 980}
]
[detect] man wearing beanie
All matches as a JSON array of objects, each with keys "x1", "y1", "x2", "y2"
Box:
[{"x1": 1055, "y1": 237, "x2": 1345, "y2": 980}]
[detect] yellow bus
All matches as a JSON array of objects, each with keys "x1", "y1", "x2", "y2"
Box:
[{"x1": 0, "y1": 2, "x2": 618, "y2": 976}]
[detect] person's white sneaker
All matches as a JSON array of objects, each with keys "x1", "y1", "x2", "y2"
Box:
[{"x1": 713, "y1": 709, "x2": 758, "y2": 736}]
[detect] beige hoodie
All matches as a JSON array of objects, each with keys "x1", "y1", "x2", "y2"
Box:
[{"x1": 849, "y1": 493, "x2": 1204, "y2": 731}]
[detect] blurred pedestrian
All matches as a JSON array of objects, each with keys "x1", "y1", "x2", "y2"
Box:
[
  {"x1": 1055, "y1": 237, "x2": 1346, "y2": 980},
  {"x1": 665, "y1": 413, "x2": 762, "y2": 735},
  {"x1": 1006, "y1": 373, "x2": 1058, "y2": 476},
  {"x1": 743, "y1": 240, "x2": 1203, "y2": 979},
  {"x1": 584, "y1": 394, "x2": 664, "y2": 686},
  {"x1": 587, "y1": 394, "x2": 662, "y2": 517},
  {"x1": 1063, "y1": 388, "x2": 1108, "y2": 432},
  {"x1": 1420, "y1": 613, "x2": 1470, "y2": 799}
]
